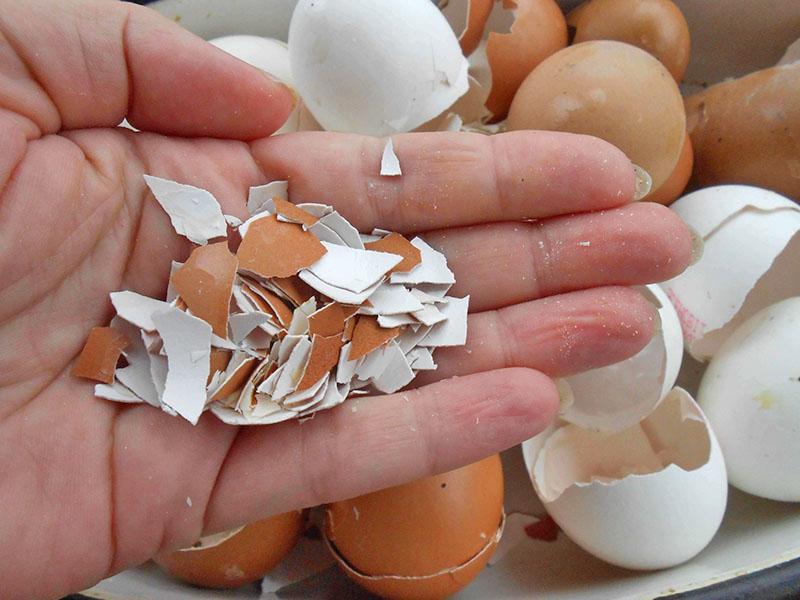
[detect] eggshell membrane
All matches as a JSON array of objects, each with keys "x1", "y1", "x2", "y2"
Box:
[
  {"x1": 567, "y1": 0, "x2": 691, "y2": 82},
  {"x1": 325, "y1": 455, "x2": 503, "y2": 598},
  {"x1": 485, "y1": 0, "x2": 568, "y2": 119},
  {"x1": 524, "y1": 388, "x2": 728, "y2": 570},
  {"x1": 560, "y1": 284, "x2": 683, "y2": 432},
  {"x1": 661, "y1": 185, "x2": 800, "y2": 361},
  {"x1": 698, "y1": 298, "x2": 800, "y2": 502},
  {"x1": 506, "y1": 41, "x2": 685, "y2": 190},
  {"x1": 154, "y1": 511, "x2": 304, "y2": 589},
  {"x1": 685, "y1": 62, "x2": 800, "y2": 200},
  {"x1": 644, "y1": 132, "x2": 693, "y2": 205},
  {"x1": 288, "y1": 0, "x2": 470, "y2": 136}
]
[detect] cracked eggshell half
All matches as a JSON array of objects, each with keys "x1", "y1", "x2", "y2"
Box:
[
  {"x1": 560, "y1": 284, "x2": 683, "y2": 433},
  {"x1": 324, "y1": 455, "x2": 504, "y2": 599},
  {"x1": 523, "y1": 388, "x2": 727, "y2": 570},
  {"x1": 698, "y1": 297, "x2": 800, "y2": 502},
  {"x1": 661, "y1": 185, "x2": 800, "y2": 362},
  {"x1": 153, "y1": 511, "x2": 304, "y2": 589},
  {"x1": 288, "y1": 0, "x2": 469, "y2": 136}
]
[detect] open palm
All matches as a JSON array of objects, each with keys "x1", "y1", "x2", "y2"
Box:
[{"x1": 0, "y1": 1, "x2": 692, "y2": 598}]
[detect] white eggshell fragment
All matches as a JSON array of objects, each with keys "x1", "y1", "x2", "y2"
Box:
[
  {"x1": 288, "y1": 0, "x2": 469, "y2": 135},
  {"x1": 560, "y1": 284, "x2": 683, "y2": 432},
  {"x1": 524, "y1": 388, "x2": 727, "y2": 570},
  {"x1": 698, "y1": 297, "x2": 800, "y2": 502},
  {"x1": 661, "y1": 185, "x2": 800, "y2": 361}
]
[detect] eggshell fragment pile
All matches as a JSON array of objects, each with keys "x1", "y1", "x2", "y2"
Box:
[
  {"x1": 523, "y1": 388, "x2": 728, "y2": 570},
  {"x1": 73, "y1": 176, "x2": 469, "y2": 425}
]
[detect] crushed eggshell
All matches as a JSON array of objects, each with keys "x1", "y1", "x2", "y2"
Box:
[{"x1": 73, "y1": 175, "x2": 469, "y2": 425}]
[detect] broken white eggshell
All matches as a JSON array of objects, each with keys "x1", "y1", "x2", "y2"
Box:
[
  {"x1": 777, "y1": 37, "x2": 800, "y2": 66},
  {"x1": 698, "y1": 297, "x2": 800, "y2": 502},
  {"x1": 661, "y1": 185, "x2": 800, "y2": 362},
  {"x1": 288, "y1": 0, "x2": 469, "y2": 135},
  {"x1": 522, "y1": 388, "x2": 728, "y2": 570},
  {"x1": 560, "y1": 284, "x2": 683, "y2": 433}
]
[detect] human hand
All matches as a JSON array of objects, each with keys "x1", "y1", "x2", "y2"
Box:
[{"x1": 0, "y1": 1, "x2": 692, "y2": 598}]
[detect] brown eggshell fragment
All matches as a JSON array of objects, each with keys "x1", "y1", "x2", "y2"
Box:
[
  {"x1": 237, "y1": 215, "x2": 327, "y2": 279},
  {"x1": 485, "y1": 0, "x2": 568, "y2": 119},
  {"x1": 645, "y1": 132, "x2": 693, "y2": 205},
  {"x1": 71, "y1": 327, "x2": 130, "y2": 384},
  {"x1": 273, "y1": 197, "x2": 319, "y2": 228},
  {"x1": 243, "y1": 279, "x2": 294, "y2": 327},
  {"x1": 271, "y1": 276, "x2": 316, "y2": 306},
  {"x1": 364, "y1": 232, "x2": 422, "y2": 274},
  {"x1": 459, "y1": 0, "x2": 494, "y2": 57},
  {"x1": 308, "y1": 302, "x2": 360, "y2": 337},
  {"x1": 507, "y1": 41, "x2": 686, "y2": 190},
  {"x1": 208, "y1": 349, "x2": 233, "y2": 385},
  {"x1": 154, "y1": 511, "x2": 304, "y2": 590},
  {"x1": 348, "y1": 316, "x2": 400, "y2": 361},
  {"x1": 209, "y1": 356, "x2": 259, "y2": 402},
  {"x1": 685, "y1": 63, "x2": 800, "y2": 200},
  {"x1": 568, "y1": 0, "x2": 691, "y2": 82},
  {"x1": 296, "y1": 334, "x2": 344, "y2": 391},
  {"x1": 172, "y1": 242, "x2": 238, "y2": 338},
  {"x1": 325, "y1": 455, "x2": 504, "y2": 599}
]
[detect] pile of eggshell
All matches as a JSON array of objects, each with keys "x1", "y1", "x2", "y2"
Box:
[{"x1": 143, "y1": 0, "x2": 799, "y2": 596}]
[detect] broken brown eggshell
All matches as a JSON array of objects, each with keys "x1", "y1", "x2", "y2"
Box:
[{"x1": 324, "y1": 455, "x2": 505, "y2": 600}]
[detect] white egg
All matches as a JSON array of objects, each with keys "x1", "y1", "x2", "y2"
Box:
[
  {"x1": 560, "y1": 284, "x2": 683, "y2": 432},
  {"x1": 661, "y1": 185, "x2": 800, "y2": 361},
  {"x1": 288, "y1": 0, "x2": 469, "y2": 135},
  {"x1": 698, "y1": 297, "x2": 800, "y2": 502},
  {"x1": 523, "y1": 388, "x2": 728, "y2": 570},
  {"x1": 210, "y1": 35, "x2": 293, "y2": 84}
]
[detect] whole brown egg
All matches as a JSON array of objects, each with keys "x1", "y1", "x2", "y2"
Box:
[{"x1": 507, "y1": 40, "x2": 686, "y2": 190}]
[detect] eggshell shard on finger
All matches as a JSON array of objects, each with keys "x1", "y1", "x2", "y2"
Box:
[
  {"x1": 661, "y1": 185, "x2": 800, "y2": 361},
  {"x1": 142, "y1": 175, "x2": 228, "y2": 245},
  {"x1": 380, "y1": 138, "x2": 402, "y2": 176},
  {"x1": 288, "y1": 0, "x2": 469, "y2": 135},
  {"x1": 698, "y1": 298, "x2": 800, "y2": 502},
  {"x1": 561, "y1": 284, "x2": 683, "y2": 432},
  {"x1": 524, "y1": 388, "x2": 728, "y2": 570}
]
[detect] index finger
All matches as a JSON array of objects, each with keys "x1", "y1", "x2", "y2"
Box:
[{"x1": 251, "y1": 130, "x2": 638, "y2": 232}]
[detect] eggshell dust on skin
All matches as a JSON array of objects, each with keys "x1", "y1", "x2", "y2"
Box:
[
  {"x1": 153, "y1": 511, "x2": 304, "y2": 589},
  {"x1": 325, "y1": 455, "x2": 504, "y2": 599},
  {"x1": 698, "y1": 298, "x2": 800, "y2": 502},
  {"x1": 524, "y1": 388, "x2": 728, "y2": 570},
  {"x1": 567, "y1": 0, "x2": 691, "y2": 82},
  {"x1": 506, "y1": 40, "x2": 686, "y2": 190}
]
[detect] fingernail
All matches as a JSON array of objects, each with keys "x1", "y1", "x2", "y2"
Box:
[
  {"x1": 554, "y1": 378, "x2": 574, "y2": 413},
  {"x1": 687, "y1": 224, "x2": 705, "y2": 266},
  {"x1": 632, "y1": 164, "x2": 653, "y2": 200}
]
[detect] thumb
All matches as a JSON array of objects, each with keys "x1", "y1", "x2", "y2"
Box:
[{"x1": 0, "y1": 0, "x2": 294, "y2": 139}]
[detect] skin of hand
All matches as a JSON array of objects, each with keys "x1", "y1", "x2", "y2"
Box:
[{"x1": 0, "y1": 0, "x2": 693, "y2": 598}]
